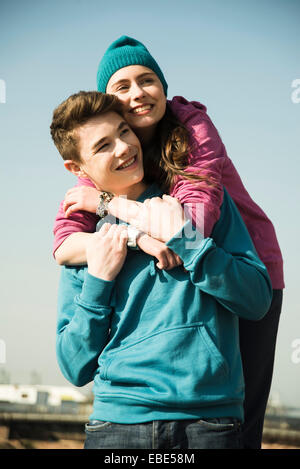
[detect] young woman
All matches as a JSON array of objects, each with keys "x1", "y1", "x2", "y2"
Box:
[{"x1": 53, "y1": 36, "x2": 284, "y2": 449}]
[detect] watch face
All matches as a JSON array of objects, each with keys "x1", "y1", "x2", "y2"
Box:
[{"x1": 127, "y1": 226, "x2": 142, "y2": 248}]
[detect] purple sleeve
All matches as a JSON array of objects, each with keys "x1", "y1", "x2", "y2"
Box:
[
  {"x1": 168, "y1": 96, "x2": 226, "y2": 237},
  {"x1": 53, "y1": 177, "x2": 99, "y2": 256}
]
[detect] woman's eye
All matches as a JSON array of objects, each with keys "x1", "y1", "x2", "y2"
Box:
[
  {"x1": 117, "y1": 85, "x2": 129, "y2": 92},
  {"x1": 120, "y1": 128, "x2": 130, "y2": 136},
  {"x1": 141, "y1": 78, "x2": 153, "y2": 85}
]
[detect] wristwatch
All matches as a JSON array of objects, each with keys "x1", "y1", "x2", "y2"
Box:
[
  {"x1": 96, "y1": 191, "x2": 114, "y2": 219},
  {"x1": 127, "y1": 225, "x2": 142, "y2": 248}
]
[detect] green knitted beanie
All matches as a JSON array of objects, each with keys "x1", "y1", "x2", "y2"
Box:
[{"x1": 96, "y1": 36, "x2": 168, "y2": 96}]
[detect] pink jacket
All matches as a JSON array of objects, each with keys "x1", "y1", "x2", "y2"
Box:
[{"x1": 53, "y1": 96, "x2": 284, "y2": 289}]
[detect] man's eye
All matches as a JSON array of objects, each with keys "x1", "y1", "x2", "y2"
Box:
[
  {"x1": 97, "y1": 143, "x2": 109, "y2": 152},
  {"x1": 120, "y1": 127, "x2": 130, "y2": 136}
]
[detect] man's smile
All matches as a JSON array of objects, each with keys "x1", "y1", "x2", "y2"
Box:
[{"x1": 115, "y1": 154, "x2": 138, "y2": 171}]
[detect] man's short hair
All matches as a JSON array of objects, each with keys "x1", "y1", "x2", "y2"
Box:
[{"x1": 50, "y1": 91, "x2": 123, "y2": 162}]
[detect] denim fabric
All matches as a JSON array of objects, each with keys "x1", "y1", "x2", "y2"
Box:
[{"x1": 84, "y1": 418, "x2": 242, "y2": 449}]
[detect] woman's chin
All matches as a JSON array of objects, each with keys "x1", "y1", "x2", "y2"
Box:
[{"x1": 126, "y1": 114, "x2": 157, "y2": 129}]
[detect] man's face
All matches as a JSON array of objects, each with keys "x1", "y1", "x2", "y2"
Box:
[{"x1": 76, "y1": 111, "x2": 144, "y2": 197}]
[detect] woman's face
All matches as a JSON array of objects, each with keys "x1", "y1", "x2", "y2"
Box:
[{"x1": 106, "y1": 65, "x2": 166, "y2": 142}]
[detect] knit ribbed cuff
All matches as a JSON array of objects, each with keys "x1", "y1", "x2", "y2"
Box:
[
  {"x1": 166, "y1": 220, "x2": 208, "y2": 267},
  {"x1": 80, "y1": 271, "x2": 115, "y2": 307}
]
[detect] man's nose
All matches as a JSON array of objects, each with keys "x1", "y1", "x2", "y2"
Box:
[{"x1": 115, "y1": 139, "x2": 131, "y2": 158}]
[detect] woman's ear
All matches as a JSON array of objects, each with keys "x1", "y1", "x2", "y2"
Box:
[{"x1": 64, "y1": 160, "x2": 89, "y2": 178}]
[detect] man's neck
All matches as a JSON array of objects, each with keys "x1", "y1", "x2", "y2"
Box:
[{"x1": 119, "y1": 182, "x2": 149, "y2": 201}]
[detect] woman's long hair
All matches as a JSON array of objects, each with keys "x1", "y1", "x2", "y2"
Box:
[{"x1": 142, "y1": 104, "x2": 215, "y2": 192}]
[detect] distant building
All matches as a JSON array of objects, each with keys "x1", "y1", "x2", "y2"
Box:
[{"x1": 0, "y1": 384, "x2": 88, "y2": 414}]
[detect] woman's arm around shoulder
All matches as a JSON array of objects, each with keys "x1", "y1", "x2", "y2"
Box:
[
  {"x1": 168, "y1": 96, "x2": 228, "y2": 237},
  {"x1": 53, "y1": 178, "x2": 100, "y2": 265}
]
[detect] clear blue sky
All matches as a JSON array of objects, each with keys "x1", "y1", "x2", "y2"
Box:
[{"x1": 0, "y1": 0, "x2": 299, "y2": 407}]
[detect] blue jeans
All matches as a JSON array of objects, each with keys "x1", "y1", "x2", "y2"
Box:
[{"x1": 84, "y1": 418, "x2": 242, "y2": 449}]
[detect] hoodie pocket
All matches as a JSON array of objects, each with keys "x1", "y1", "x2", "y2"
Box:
[{"x1": 99, "y1": 324, "x2": 229, "y2": 408}]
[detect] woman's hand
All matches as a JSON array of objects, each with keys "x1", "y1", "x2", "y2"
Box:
[
  {"x1": 137, "y1": 233, "x2": 183, "y2": 270},
  {"x1": 63, "y1": 186, "x2": 101, "y2": 217},
  {"x1": 108, "y1": 195, "x2": 187, "y2": 243}
]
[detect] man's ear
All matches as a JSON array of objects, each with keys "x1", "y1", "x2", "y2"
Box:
[{"x1": 64, "y1": 160, "x2": 89, "y2": 178}]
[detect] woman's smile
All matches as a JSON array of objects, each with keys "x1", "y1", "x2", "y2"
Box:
[{"x1": 130, "y1": 104, "x2": 154, "y2": 115}]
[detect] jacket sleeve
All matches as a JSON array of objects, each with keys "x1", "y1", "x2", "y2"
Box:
[
  {"x1": 53, "y1": 177, "x2": 99, "y2": 256},
  {"x1": 166, "y1": 189, "x2": 273, "y2": 321},
  {"x1": 56, "y1": 266, "x2": 114, "y2": 387},
  {"x1": 168, "y1": 96, "x2": 227, "y2": 237}
]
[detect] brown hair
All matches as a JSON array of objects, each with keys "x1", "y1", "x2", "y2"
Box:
[
  {"x1": 50, "y1": 91, "x2": 123, "y2": 162},
  {"x1": 142, "y1": 104, "x2": 216, "y2": 192}
]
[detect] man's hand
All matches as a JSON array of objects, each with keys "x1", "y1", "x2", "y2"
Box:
[
  {"x1": 108, "y1": 195, "x2": 187, "y2": 243},
  {"x1": 137, "y1": 233, "x2": 182, "y2": 270},
  {"x1": 86, "y1": 223, "x2": 128, "y2": 281},
  {"x1": 63, "y1": 186, "x2": 101, "y2": 217}
]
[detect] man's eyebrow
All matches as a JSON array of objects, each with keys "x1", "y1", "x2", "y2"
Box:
[
  {"x1": 91, "y1": 120, "x2": 128, "y2": 153},
  {"x1": 91, "y1": 136, "x2": 107, "y2": 153},
  {"x1": 118, "y1": 120, "x2": 129, "y2": 130}
]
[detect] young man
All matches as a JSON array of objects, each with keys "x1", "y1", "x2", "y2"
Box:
[{"x1": 50, "y1": 91, "x2": 272, "y2": 449}]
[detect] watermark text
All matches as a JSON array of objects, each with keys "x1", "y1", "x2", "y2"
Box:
[
  {"x1": 291, "y1": 338, "x2": 300, "y2": 364},
  {"x1": 291, "y1": 79, "x2": 300, "y2": 104},
  {"x1": 0, "y1": 339, "x2": 6, "y2": 364},
  {"x1": 0, "y1": 79, "x2": 6, "y2": 103}
]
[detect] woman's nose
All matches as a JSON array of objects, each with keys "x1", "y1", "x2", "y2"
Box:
[{"x1": 131, "y1": 82, "x2": 146, "y2": 100}]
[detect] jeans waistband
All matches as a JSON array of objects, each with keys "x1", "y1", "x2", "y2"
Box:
[{"x1": 88, "y1": 417, "x2": 240, "y2": 426}]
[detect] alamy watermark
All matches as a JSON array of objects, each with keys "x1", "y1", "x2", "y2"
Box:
[
  {"x1": 0, "y1": 79, "x2": 6, "y2": 103},
  {"x1": 100, "y1": 197, "x2": 205, "y2": 249},
  {"x1": 0, "y1": 339, "x2": 6, "y2": 364},
  {"x1": 291, "y1": 338, "x2": 300, "y2": 365},
  {"x1": 291, "y1": 79, "x2": 300, "y2": 104}
]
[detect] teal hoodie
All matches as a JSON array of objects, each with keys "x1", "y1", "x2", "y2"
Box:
[{"x1": 56, "y1": 185, "x2": 272, "y2": 423}]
